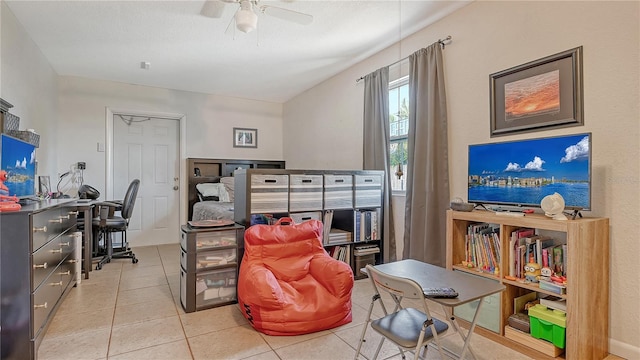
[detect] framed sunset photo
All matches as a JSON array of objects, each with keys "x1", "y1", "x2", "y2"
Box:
[{"x1": 490, "y1": 47, "x2": 583, "y2": 137}]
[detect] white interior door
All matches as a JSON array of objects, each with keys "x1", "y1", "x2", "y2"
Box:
[{"x1": 112, "y1": 114, "x2": 180, "y2": 247}]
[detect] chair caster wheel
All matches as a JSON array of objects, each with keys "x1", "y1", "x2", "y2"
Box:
[
  {"x1": 132, "y1": 258, "x2": 139, "y2": 264},
  {"x1": 96, "y1": 264, "x2": 102, "y2": 270}
]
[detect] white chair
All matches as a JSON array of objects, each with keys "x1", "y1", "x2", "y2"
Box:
[{"x1": 354, "y1": 264, "x2": 449, "y2": 360}]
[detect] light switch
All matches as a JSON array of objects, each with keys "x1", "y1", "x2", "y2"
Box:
[{"x1": 97, "y1": 142, "x2": 105, "y2": 152}]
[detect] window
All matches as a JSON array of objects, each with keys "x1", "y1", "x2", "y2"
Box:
[{"x1": 389, "y1": 76, "x2": 409, "y2": 192}]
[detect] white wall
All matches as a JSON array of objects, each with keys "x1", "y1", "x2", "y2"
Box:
[
  {"x1": 283, "y1": 1, "x2": 639, "y2": 357},
  {"x1": 1, "y1": 2, "x2": 59, "y2": 177},
  {"x1": 56, "y1": 76, "x2": 283, "y2": 192}
]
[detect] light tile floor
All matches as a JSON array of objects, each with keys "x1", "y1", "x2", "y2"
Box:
[{"x1": 38, "y1": 244, "x2": 532, "y2": 360}]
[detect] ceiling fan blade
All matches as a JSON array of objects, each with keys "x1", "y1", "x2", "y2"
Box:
[
  {"x1": 200, "y1": 0, "x2": 226, "y2": 18},
  {"x1": 260, "y1": 5, "x2": 313, "y2": 25}
]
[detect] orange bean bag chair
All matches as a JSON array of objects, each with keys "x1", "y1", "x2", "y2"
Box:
[{"x1": 238, "y1": 218, "x2": 354, "y2": 335}]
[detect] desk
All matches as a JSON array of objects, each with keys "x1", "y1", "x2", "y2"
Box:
[
  {"x1": 75, "y1": 200, "x2": 96, "y2": 279},
  {"x1": 366, "y1": 259, "x2": 505, "y2": 359}
]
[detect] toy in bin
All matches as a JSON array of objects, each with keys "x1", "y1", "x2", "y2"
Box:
[{"x1": 0, "y1": 170, "x2": 21, "y2": 212}]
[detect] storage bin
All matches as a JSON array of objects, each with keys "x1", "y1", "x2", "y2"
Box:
[
  {"x1": 354, "y1": 254, "x2": 376, "y2": 279},
  {"x1": 528, "y1": 304, "x2": 566, "y2": 349},
  {"x1": 180, "y1": 266, "x2": 237, "y2": 312},
  {"x1": 0, "y1": 112, "x2": 20, "y2": 132},
  {"x1": 289, "y1": 211, "x2": 322, "y2": 224},
  {"x1": 181, "y1": 247, "x2": 237, "y2": 272},
  {"x1": 7, "y1": 129, "x2": 39, "y2": 147},
  {"x1": 249, "y1": 174, "x2": 289, "y2": 213},
  {"x1": 324, "y1": 175, "x2": 353, "y2": 209},
  {"x1": 180, "y1": 227, "x2": 239, "y2": 252},
  {"x1": 289, "y1": 174, "x2": 323, "y2": 211},
  {"x1": 354, "y1": 174, "x2": 382, "y2": 208}
]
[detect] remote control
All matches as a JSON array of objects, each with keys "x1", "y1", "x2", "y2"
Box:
[
  {"x1": 424, "y1": 287, "x2": 459, "y2": 298},
  {"x1": 494, "y1": 211, "x2": 524, "y2": 217}
]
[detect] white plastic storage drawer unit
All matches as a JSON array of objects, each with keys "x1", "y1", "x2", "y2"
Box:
[
  {"x1": 180, "y1": 224, "x2": 243, "y2": 313},
  {"x1": 249, "y1": 174, "x2": 289, "y2": 214},
  {"x1": 323, "y1": 174, "x2": 353, "y2": 209},
  {"x1": 289, "y1": 174, "x2": 323, "y2": 212},
  {"x1": 354, "y1": 174, "x2": 383, "y2": 208}
]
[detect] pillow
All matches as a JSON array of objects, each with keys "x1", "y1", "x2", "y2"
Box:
[
  {"x1": 220, "y1": 177, "x2": 235, "y2": 202},
  {"x1": 195, "y1": 183, "x2": 230, "y2": 202}
]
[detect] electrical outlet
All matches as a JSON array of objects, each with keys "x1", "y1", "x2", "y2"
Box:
[{"x1": 77, "y1": 162, "x2": 86, "y2": 170}]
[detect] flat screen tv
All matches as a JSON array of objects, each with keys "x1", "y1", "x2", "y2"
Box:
[
  {"x1": 468, "y1": 133, "x2": 591, "y2": 210},
  {"x1": 1, "y1": 133, "x2": 37, "y2": 198}
]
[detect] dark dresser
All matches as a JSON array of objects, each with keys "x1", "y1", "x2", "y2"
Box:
[{"x1": 1, "y1": 199, "x2": 78, "y2": 359}]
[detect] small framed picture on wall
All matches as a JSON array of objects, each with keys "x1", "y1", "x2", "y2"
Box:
[{"x1": 233, "y1": 128, "x2": 258, "y2": 148}]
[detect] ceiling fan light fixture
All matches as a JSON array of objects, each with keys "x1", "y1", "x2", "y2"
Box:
[{"x1": 235, "y1": 1, "x2": 258, "y2": 33}]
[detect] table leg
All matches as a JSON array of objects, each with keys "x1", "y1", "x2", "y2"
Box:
[
  {"x1": 83, "y1": 207, "x2": 92, "y2": 279},
  {"x1": 441, "y1": 298, "x2": 485, "y2": 360}
]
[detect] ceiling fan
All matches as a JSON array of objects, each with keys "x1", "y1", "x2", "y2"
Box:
[{"x1": 200, "y1": 0, "x2": 313, "y2": 34}]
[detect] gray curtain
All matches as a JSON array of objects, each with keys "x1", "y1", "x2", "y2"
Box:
[
  {"x1": 403, "y1": 43, "x2": 449, "y2": 267},
  {"x1": 363, "y1": 67, "x2": 397, "y2": 262}
]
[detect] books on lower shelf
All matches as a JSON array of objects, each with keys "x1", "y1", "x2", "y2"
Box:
[
  {"x1": 327, "y1": 245, "x2": 350, "y2": 264},
  {"x1": 354, "y1": 244, "x2": 380, "y2": 256}
]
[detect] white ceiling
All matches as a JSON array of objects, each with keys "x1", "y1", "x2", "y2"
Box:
[{"x1": 5, "y1": 1, "x2": 470, "y2": 103}]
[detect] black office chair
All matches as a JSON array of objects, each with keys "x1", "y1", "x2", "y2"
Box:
[{"x1": 93, "y1": 179, "x2": 140, "y2": 270}]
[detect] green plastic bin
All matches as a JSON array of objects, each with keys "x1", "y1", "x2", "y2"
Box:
[{"x1": 528, "y1": 304, "x2": 566, "y2": 348}]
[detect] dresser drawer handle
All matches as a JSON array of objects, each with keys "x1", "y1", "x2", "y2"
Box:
[
  {"x1": 67, "y1": 259, "x2": 78, "y2": 264},
  {"x1": 68, "y1": 211, "x2": 79, "y2": 216},
  {"x1": 50, "y1": 249, "x2": 62, "y2": 254},
  {"x1": 34, "y1": 302, "x2": 48, "y2": 309},
  {"x1": 59, "y1": 270, "x2": 71, "y2": 276},
  {"x1": 34, "y1": 226, "x2": 48, "y2": 232},
  {"x1": 59, "y1": 215, "x2": 70, "y2": 220},
  {"x1": 49, "y1": 219, "x2": 64, "y2": 224},
  {"x1": 33, "y1": 262, "x2": 48, "y2": 269},
  {"x1": 49, "y1": 281, "x2": 63, "y2": 286},
  {"x1": 60, "y1": 242, "x2": 70, "y2": 247}
]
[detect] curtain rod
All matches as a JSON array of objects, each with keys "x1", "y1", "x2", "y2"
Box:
[{"x1": 355, "y1": 35, "x2": 452, "y2": 83}]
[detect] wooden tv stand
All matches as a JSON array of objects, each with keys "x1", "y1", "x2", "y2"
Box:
[{"x1": 446, "y1": 209, "x2": 609, "y2": 360}]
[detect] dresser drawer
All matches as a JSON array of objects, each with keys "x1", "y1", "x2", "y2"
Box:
[
  {"x1": 32, "y1": 235, "x2": 65, "y2": 291},
  {"x1": 59, "y1": 255, "x2": 77, "y2": 291},
  {"x1": 180, "y1": 228, "x2": 239, "y2": 253},
  {"x1": 354, "y1": 174, "x2": 383, "y2": 208},
  {"x1": 249, "y1": 174, "x2": 289, "y2": 213},
  {"x1": 32, "y1": 268, "x2": 64, "y2": 337},
  {"x1": 289, "y1": 175, "x2": 323, "y2": 212},
  {"x1": 32, "y1": 208, "x2": 59, "y2": 251},
  {"x1": 324, "y1": 175, "x2": 353, "y2": 209}
]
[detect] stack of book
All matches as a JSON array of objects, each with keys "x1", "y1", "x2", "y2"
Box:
[
  {"x1": 354, "y1": 244, "x2": 380, "y2": 256},
  {"x1": 327, "y1": 228, "x2": 352, "y2": 244},
  {"x1": 540, "y1": 295, "x2": 567, "y2": 312}
]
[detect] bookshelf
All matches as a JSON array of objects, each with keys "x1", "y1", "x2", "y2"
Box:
[
  {"x1": 234, "y1": 169, "x2": 384, "y2": 278},
  {"x1": 446, "y1": 209, "x2": 609, "y2": 360}
]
